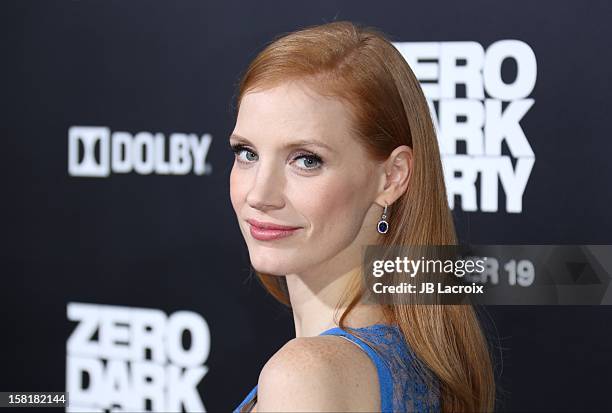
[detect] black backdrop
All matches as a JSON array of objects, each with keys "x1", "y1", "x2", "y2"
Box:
[{"x1": 2, "y1": 1, "x2": 612, "y2": 412}]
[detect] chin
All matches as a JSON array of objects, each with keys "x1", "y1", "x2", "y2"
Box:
[
  {"x1": 250, "y1": 263, "x2": 288, "y2": 277},
  {"x1": 248, "y1": 249, "x2": 300, "y2": 276}
]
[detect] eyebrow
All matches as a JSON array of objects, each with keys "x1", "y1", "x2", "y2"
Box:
[{"x1": 229, "y1": 133, "x2": 336, "y2": 153}]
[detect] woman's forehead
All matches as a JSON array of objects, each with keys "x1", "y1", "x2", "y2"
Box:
[{"x1": 236, "y1": 82, "x2": 355, "y2": 148}]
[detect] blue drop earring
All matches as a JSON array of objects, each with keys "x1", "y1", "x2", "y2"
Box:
[{"x1": 377, "y1": 203, "x2": 389, "y2": 234}]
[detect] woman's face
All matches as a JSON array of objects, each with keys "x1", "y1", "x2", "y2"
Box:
[{"x1": 229, "y1": 80, "x2": 384, "y2": 277}]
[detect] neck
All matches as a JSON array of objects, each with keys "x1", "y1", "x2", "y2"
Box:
[{"x1": 285, "y1": 248, "x2": 386, "y2": 337}]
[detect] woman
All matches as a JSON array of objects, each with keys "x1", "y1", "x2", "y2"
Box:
[{"x1": 230, "y1": 21, "x2": 495, "y2": 412}]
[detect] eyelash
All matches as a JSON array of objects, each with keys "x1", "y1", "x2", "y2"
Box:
[{"x1": 229, "y1": 143, "x2": 324, "y2": 171}]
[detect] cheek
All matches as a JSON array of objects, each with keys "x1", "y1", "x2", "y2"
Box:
[{"x1": 297, "y1": 176, "x2": 365, "y2": 236}]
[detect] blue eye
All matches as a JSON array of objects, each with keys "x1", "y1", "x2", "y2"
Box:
[
  {"x1": 230, "y1": 144, "x2": 258, "y2": 163},
  {"x1": 294, "y1": 154, "x2": 323, "y2": 170}
]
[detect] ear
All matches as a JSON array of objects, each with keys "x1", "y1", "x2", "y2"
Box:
[{"x1": 376, "y1": 145, "x2": 413, "y2": 207}]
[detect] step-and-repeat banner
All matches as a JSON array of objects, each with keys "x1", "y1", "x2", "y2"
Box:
[{"x1": 3, "y1": 1, "x2": 611, "y2": 412}]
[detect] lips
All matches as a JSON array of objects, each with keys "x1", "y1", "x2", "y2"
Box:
[{"x1": 246, "y1": 219, "x2": 301, "y2": 241}]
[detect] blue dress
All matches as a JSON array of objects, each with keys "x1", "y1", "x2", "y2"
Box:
[{"x1": 233, "y1": 323, "x2": 441, "y2": 412}]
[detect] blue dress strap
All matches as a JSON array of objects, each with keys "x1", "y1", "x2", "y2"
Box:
[
  {"x1": 319, "y1": 325, "x2": 395, "y2": 413},
  {"x1": 234, "y1": 384, "x2": 257, "y2": 413}
]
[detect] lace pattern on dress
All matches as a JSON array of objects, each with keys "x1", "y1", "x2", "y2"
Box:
[{"x1": 333, "y1": 324, "x2": 441, "y2": 413}]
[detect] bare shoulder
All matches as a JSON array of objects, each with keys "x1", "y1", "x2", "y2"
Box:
[{"x1": 257, "y1": 335, "x2": 380, "y2": 412}]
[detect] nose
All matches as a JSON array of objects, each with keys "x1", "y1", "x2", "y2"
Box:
[{"x1": 245, "y1": 160, "x2": 285, "y2": 211}]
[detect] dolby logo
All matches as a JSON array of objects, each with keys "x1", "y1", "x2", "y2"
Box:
[{"x1": 68, "y1": 126, "x2": 213, "y2": 177}]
